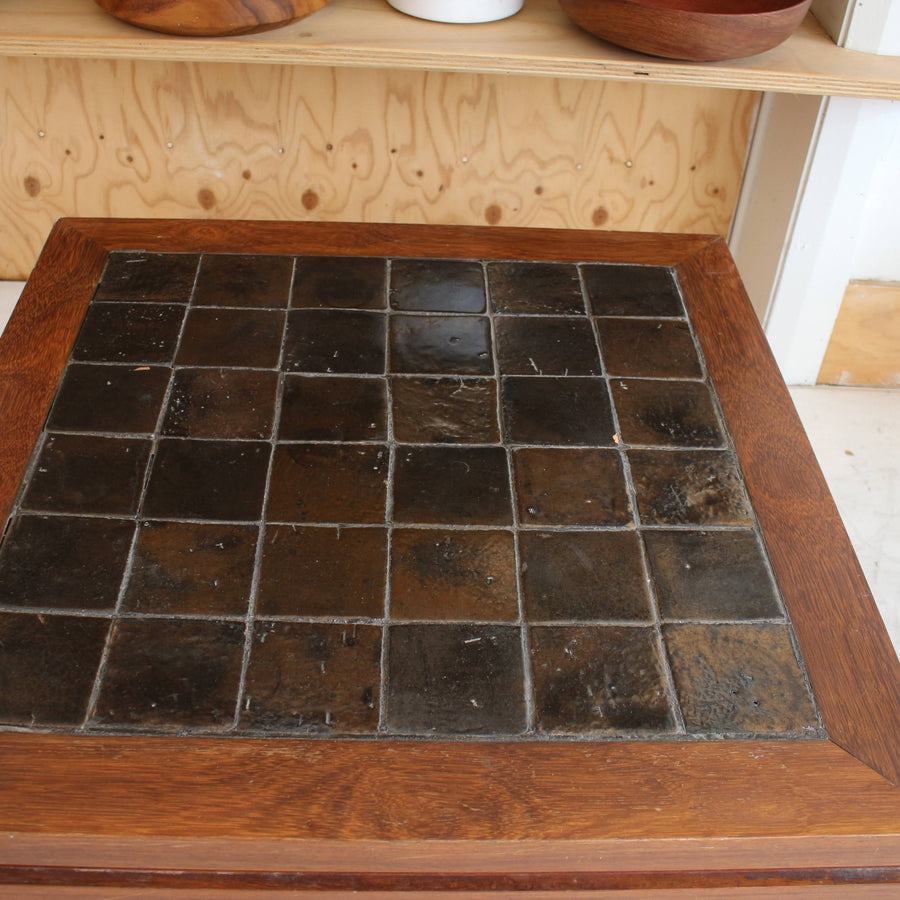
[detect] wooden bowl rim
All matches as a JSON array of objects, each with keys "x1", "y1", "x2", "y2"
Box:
[{"x1": 568, "y1": 0, "x2": 811, "y2": 17}]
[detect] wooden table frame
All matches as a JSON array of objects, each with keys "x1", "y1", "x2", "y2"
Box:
[{"x1": 0, "y1": 219, "x2": 898, "y2": 896}]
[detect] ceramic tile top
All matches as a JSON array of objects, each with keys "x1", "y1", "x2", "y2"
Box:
[{"x1": 0, "y1": 251, "x2": 823, "y2": 740}]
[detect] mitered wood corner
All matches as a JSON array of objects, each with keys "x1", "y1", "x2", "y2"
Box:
[{"x1": 0, "y1": 219, "x2": 898, "y2": 894}]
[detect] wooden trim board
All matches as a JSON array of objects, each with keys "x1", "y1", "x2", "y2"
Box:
[
  {"x1": 818, "y1": 280, "x2": 900, "y2": 386},
  {"x1": 0, "y1": 220, "x2": 898, "y2": 894}
]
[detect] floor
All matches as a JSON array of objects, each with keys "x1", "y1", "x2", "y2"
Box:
[{"x1": 0, "y1": 269, "x2": 896, "y2": 738}]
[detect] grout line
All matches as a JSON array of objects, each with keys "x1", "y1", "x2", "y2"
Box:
[
  {"x1": 81, "y1": 254, "x2": 202, "y2": 730},
  {"x1": 579, "y1": 264, "x2": 687, "y2": 735},
  {"x1": 485, "y1": 261, "x2": 534, "y2": 735},
  {"x1": 231, "y1": 257, "x2": 298, "y2": 734}
]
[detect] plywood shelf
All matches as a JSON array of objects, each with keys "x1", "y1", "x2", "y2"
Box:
[{"x1": 2, "y1": 0, "x2": 900, "y2": 99}]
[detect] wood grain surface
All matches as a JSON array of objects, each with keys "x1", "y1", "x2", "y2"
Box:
[
  {"x1": 0, "y1": 220, "x2": 898, "y2": 893},
  {"x1": 0, "y1": 56, "x2": 755, "y2": 278},
  {"x1": 0, "y1": 0, "x2": 899, "y2": 100},
  {"x1": 93, "y1": 0, "x2": 331, "y2": 36},
  {"x1": 818, "y1": 280, "x2": 900, "y2": 387}
]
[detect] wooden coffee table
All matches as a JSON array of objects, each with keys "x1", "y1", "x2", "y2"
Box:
[{"x1": 0, "y1": 219, "x2": 898, "y2": 895}]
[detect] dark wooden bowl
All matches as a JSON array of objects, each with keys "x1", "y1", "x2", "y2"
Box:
[
  {"x1": 558, "y1": 0, "x2": 813, "y2": 61},
  {"x1": 93, "y1": 0, "x2": 333, "y2": 36}
]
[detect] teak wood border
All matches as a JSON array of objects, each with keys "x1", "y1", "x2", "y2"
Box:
[{"x1": 0, "y1": 219, "x2": 898, "y2": 895}]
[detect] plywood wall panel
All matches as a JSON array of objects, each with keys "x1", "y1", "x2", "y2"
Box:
[{"x1": 0, "y1": 57, "x2": 757, "y2": 279}]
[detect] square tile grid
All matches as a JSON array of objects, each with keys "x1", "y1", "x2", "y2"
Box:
[{"x1": 0, "y1": 252, "x2": 822, "y2": 742}]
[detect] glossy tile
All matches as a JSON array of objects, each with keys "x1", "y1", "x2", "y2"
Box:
[
  {"x1": 0, "y1": 515, "x2": 134, "y2": 611},
  {"x1": 393, "y1": 446, "x2": 512, "y2": 525},
  {"x1": 279, "y1": 375, "x2": 387, "y2": 442},
  {"x1": 645, "y1": 530, "x2": 782, "y2": 621},
  {"x1": 94, "y1": 251, "x2": 199, "y2": 303},
  {"x1": 241, "y1": 621, "x2": 381, "y2": 733},
  {"x1": 664, "y1": 623, "x2": 819, "y2": 734},
  {"x1": 513, "y1": 447, "x2": 631, "y2": 526},
  {"x1": 487, "y1": 261, "x2": 584, "y2": 315},
  {"x1": 267, "y1": 444, "x2": 388, "y2": 523},
  {"x1": 501, "y1": 376, "x2": 614, "y2": 445},
  {"x1": 47, "y1": 364, "x2": 170, "y2": 435},
  {"x1": 176, "y1": 308, "x2": 285, "y2": 369},
  {"x1": 193, "y1": 254, "x2": 294, "y2": 308},
  {"x1": 292, "y1": 257, "x2": 386, "y2": 310},
  {"x1": 495, "y1": 317, "x2": 600, "y2": 376},
  {"x1": 386, "y1": 624, "x2": 525, "y2": 734},
  {"x1": 72, "y1": 303, "x2": 185, "y2": 364},
  {"x1": 582, "y1": 263, "x2": 683, "y2": 317},
  {"x1": 143, "y1": 439, "x2": 271, "y2": 522},
  {"x1": 21, "y1": 434, "x2": 151, "y2": 516},
  {"x1": 596, "y1": 318, "x2": 703, "y2": 379},
  {"x1": 390, "y1": 315, "x2": 492, "y2": 375},
  {"x1": 389, "y1": 258, "x2": 485, "y2": 312},
  {"x1": 284, "y1": 309, "x2": 386, "y2": 374},
  {"x1": 392, "y1": 376, "x2": 498, "y2": 444},
  {"x1": 162, "y1": 368, "x2": 278, "y2": 439},
  {"x1": 390, "y1": 528, "x2": 518, "y2": 621},
  {"x1": 530, "y1": 625, "x2": 672, "y2": 733},
  {"x1": 611, "y1": 379, "x2": 724, "y2": 448},
  {"x1": 0, "y1": 612, "x2": 109, "y2": 726},
  {"x1": 257, "y1": 525, "x2": 386, "y2": 618},
  {"x1": 519, "y1": 530, "x2": 651, "y2": 621},
  {"x1": 629, "y1": 449, "x2": 753, "y2": 527},
  {"x1": 123, "y1": 521, "x2": 258, "y2": 616},
  {"x1": 91, "y1": 618, "x2": 245, "y2": 730}
]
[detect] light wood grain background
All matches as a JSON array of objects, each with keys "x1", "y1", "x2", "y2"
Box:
[{"x1": 0, "y1": 57, "x2": 757, "y2": 279}]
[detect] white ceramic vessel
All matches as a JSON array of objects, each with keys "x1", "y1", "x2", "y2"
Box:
[{"x1": 386, "y1": 0, "x2": 523, "y2": 24}]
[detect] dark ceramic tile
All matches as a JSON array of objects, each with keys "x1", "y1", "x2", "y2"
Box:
[
  {"x1": 487, "y1": 261, "x2": 584, "y2": 315},
  {"x1": 386, "y1": 623, "x2": 525, "y2": 734},
  {"x1": 629, "y1": 449, "x2": 753, "y2": 527},
  {"x1": 390, "y1": 528, "x2": 518, "y2": 621},
  {"x1": 513, "y1": 447, "x2": 631, "y2": 526},
  {"x1": 292, "y1": 257, "x2": 386, "y2": 310},
  {"x1": 501, "y1": 376, "x2": 614, "y2": 445},
  {"x1": 257, "y1": 525, "x2": 386, "y2": 617},
  {"x1": 644, "y1": 530, "x2": 782, "y2": 621},
  {"x1": 582, "y1": 264, "x2": 683, "y2": 317},
  {"x1": 494, "y1": 317, "x2": 600, "y2": 376},
  {"x1": 393, "y1": 446, "x2": 512, "y2": 526},
  {"x1": 175, "y1": 308, "x2": 285, "y2": 369},
  {"x1": 91, "y1": 618, "x2": 244, "y2": 729},
  {"x1": 267, "y1": 444, "x2": 388, "y2": 523},
  {"x1": 390, "y1": 315, "x2": 492, "y2": 375},
  {"x1": 390, "y1": 258, "x2": 485, "y2": 312},
  {"x1": 664, "y1": 623, "x2": 819, "y2": 733},
  {"x1": 279, "y1": 375, "x2": 386, "y2": 442},
  {"x1": 142, "y1": 439, "x2": 270, "y2": 522},
  {"x1": 530, "y1": 625, "x2": 672, "y2": 733},
  {"x1": 161, "y1": 368, "x2": 278, "y2": 439},
  {"x1": 0, "y1": 515, "x2": 134, "y2": 612},
  {"x1": 47, "y1": 363, "x2": 170, "y2": 434},
  {"x1": 0, "y1": 612, "x2": 109, "y2": 726},
  {"x1": 519, "y1": 530, "x2": 651, "y2": 621},
  {"x1": 21, "y1": 434, "x2": 151, "y2": 516},
  {"x1": 241, "y1": 621, "x2": 381, "y2": 733},
  {"x1": 283, "y1": 310, "x2": 386, "y2": 374},
  {"x1": 94, "y1": 251, "x2": 199, "y2": 303},
  {"x1": 392, "y1": 377, "x2": 498, "y2": 444},
  {"x1": 611, "y1": 379, "x2": 724, "y2": 448},
  {"x1": 193, "y1": 254, "x2": 294, "y2": 308},
  {"x1": 596, "y1": 318, "x2": 702, "y2": 379},
  {"x1": 72, "y1": 303, "x2": 185, "y2": 364},
  {"x1": 123, "y1": 521, "x2": 258, "y2": 616}
]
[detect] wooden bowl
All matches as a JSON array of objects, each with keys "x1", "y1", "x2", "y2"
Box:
[
  {"x1": 558, "y1": 0, "x2": 813, "y2": 61},
  {"x1": 92, "y1": 0, "x2": 333, "y2": 37}
]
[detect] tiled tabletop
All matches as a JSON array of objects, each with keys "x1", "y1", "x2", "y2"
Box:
[{"x1": 0, "y1": 250, "x2": 822, "y2": 740}]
